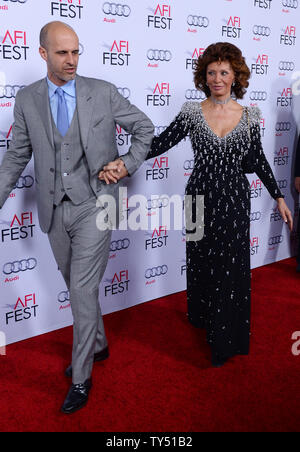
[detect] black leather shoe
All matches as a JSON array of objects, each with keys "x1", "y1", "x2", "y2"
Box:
[
  {"x1": 65, "y1": 346, "x2": 109, "y2": 378},
  {"x1": 61, "y1": 379, "x2": 92, "y2": 414}
]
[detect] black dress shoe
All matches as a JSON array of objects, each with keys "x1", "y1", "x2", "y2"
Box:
[
  {"x1": 61, "y1": 379, "x2": 92, "y2": 414},
  {"x1": 65, "y1": 346, "x2": 109, "y2": 378}
]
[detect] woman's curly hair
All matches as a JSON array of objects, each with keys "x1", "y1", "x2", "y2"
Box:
[{"x1": 194, "y1": 42, "x2": 250, "y2": 99}]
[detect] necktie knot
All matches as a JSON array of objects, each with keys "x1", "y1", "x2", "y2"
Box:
[{"x1": 56, "y1": 87, "x2": 64, "y2": 97}]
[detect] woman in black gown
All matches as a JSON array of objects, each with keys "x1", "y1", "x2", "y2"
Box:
[
  {"x1": 146, "y1": 43, "x2": 293, "y2": 367},
  {"x1": 99, "y1": 42, "x2": 293, "y2": 367}
]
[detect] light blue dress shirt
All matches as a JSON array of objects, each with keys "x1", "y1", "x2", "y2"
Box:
[{"x1": 47, "y1": 77, "x2": 77, "y2": 128}]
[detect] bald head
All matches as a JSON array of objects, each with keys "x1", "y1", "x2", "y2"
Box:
[
  {"x1": 39, "y1": 21, "x2": 80, "y2": 86},
  {"x1": 40, "y1": 21, "x2": 78, "y2": 50}
]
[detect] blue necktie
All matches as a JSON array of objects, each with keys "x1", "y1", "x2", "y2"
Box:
[{"x1": 56, "y1": 87, "x2": 69, "y2": 136}]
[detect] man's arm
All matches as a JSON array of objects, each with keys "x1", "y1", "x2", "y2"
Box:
[
  {"x1": 295, "y1": 134, "x2": 300, "y2": 192},
  {"x1": 100, "y1": 84, "x2": 154, "y2": 183},
  {"x1": 0, "y1": 91, "x2": 33, "y2": 207}
]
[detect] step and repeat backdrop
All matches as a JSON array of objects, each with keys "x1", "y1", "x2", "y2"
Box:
[{"x1": 0, "y1": 0, "x2": 300, "y2": 345}]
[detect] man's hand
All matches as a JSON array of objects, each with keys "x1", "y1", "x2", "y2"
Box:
[
  {"x1": 98, "y1": 158, "x2": 128, "y2": 185},
  {"x1": 295, "y1": 177, "x2": 300, "y2": 193}
]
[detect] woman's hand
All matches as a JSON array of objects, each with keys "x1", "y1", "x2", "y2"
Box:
[
  {"x1": 98, "y1": 158, "x2": 128, "y2": 185},
  {"x1": 276, "y1": 197, "x2": 293, "y2": 231}
]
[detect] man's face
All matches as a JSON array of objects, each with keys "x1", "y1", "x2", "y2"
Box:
[{"x1": 39, "y1": 26, "x2": 80, "y2": 86}]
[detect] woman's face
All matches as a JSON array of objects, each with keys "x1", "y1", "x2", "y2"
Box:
[{"x1": 206, "y1": 60, "x2": 235, "y2": 98}]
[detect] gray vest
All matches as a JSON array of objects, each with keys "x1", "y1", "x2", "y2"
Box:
[{"x1": 52, "y1": 108, "x2": 94, "y2": 205}]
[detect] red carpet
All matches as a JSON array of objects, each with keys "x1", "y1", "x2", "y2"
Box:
[{"x1": 0, "y1": 257, "x2": 300, "y2": 432}]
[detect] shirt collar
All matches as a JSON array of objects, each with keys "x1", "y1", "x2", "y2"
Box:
[{"x1": 46, "y1": 77, "x2": 76, "y2": 98}]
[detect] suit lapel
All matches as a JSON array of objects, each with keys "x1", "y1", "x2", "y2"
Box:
[
  {"x1": 34, "y1": 78, "x2": 55, "y2": 148},
  {"x1": 76, "y1": 75, "x2": 95, "y2": 150}
]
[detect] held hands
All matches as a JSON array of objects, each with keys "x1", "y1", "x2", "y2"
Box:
[
  {"x1": 98, "y1": 158, "x2": 128, "y2": 185},
  {"x1": 277, "y1": 197, "x2": 293, "y2": 231}
]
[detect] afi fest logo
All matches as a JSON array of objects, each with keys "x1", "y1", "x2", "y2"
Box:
[
  {"x1": 0, "y1": 124, "x2": 12, "y2": 150},
  {"x1": 5, "y1": 293, "x2": 38, "y2": 325},
  {"x1": 250, "y1": 237, "x2": 259, "y2": 255},
  {"x1": 147, "y1": 4, "x2": 172, "y2": 30},
  {"x1": 250, "y1": 178, "x2": 263, "y2": 198},
  {"x1": 186, "y1": 48, "x2": 205, "y2": 71},
  {"x1": 274, "y1": 146, "x2": 289, "y2": 166},
  {"x1": 145, "y1": 226, "x2": 168, "y2": 251},
  {"x1": 146, "y1": 155, "x2": 170, "y2": 181},
  {"x1": 104, "y1": 270, "x2": 130, "y2": 296},
  {"x1": 1, "y1": 211, "x2": 35, "y2": 243},
  {"x1": 0, "y1": 30, "x2": 29, "y2": 60},
  {"x1": 251, "y1": 54, "x2": 269, "y2": 76},
  {"x1": 50, "y1": 0, "x2": 84, "y2": 19},
  {"x1": 147, "y1": 82, "x2": 171, "y2": 107},
  {"x1": 222, "y1": 17, "x2": 242, "y2": 39},
  {"x1": 102, "y1": 40, "x2": 130, "y2": 66},
  {"x1": 280, "y1": 26, "x2": 296, "y2": 46},
  {"x1": 277, "y1": 88, "x2": 292, "y2": 108},
  {"x1": 254, "y1": 0, "x2": 273, "y2": 8}
]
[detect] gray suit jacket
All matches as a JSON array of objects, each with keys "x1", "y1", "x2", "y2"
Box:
[{"x1": 0, "y1": 75, "x2": 154, "y2": 232}]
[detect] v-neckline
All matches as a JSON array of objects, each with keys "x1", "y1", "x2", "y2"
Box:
[{"x1": 199, "y1": 103, "x2": 246, "y2": 140}]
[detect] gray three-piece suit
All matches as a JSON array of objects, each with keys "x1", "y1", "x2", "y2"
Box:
[{"x1": 0, "y1": 75, "x2": 154, "y2": 383}]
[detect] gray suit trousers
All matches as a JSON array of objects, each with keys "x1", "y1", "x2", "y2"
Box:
[{"x1": 47, "y1": 196, "x2": 112, "y2": 384}]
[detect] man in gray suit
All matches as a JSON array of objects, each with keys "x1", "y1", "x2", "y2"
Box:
[{"x1": 0, "y1": 21, "x2": 154, "y2": 414}]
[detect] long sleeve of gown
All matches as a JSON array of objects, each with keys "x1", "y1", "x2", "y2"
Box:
[
  {"x1": 249, "y1": 107, "x2": 284, "y2": 200},
  {"x1": 146, "y1": 106, "x2": 191, "y2": 160}
]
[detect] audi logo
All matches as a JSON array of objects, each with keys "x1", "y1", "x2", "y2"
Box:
[
  {"x1": 275, "y1": 122, "x2": 291, "y2": 132},
  {"x1": 183, "y1": 160, "x2": 194, "y2": 170},
  {"x1": 147, "y1": 49, "x2": 172, "y2": 62},
  {"x1": 277, "y1": 179, "x2": 288, "y2": 189},
  {"x1": 3, "y1": 258, "x2": 37, "y2": 275},
  {"x1": 110, "y1": 239, "x2": 130, "y2": 252},
  {"x1": 117, "y1": 87, "x2": 131, "y2": 99},
  {"x1": 147, "y1": 197, "x2": 169, "y2": 210},
  {"x1": 102, "y1": 2, "x2": 131, "y2": 17},
  {"x1": 278, "y1": 61, "x2": 295, "y2": 71},
  {"x1": 268, "y1": 235, "x2": 283, "y2": 245},
  {"x1": 0, "y1": 85, "x2": 26, "y2": 99},
  {"x1": 253, "y1": 25, "x2": 271, "y2": 37},
  {"x1": 3, "y1": 0, "x2": 28, "y2": 3},
  {"x1": 250, "y1": 91, "x2": 267, "y2": 101},
  {"x1": 185, "y1": 89, "x2": 205, "y2": 100},
  {"x1": 58, "y1": 290, "x2": 70, "y2": 303},
  {"x1": 282, "y1": 0, "x2": 298, "y2": 8},
  {"x1": 250, "y1": 211, "x2": 262, "y2": 222},
  {"x1": 13, "y1": 175, "x2": 34, "y2": 189},
  {"x1": 187, "y1": 15, "x2": 209, "y2": 28},
  {"x1": 145, "y1": 265, "x2": 168, "y2": 279}
]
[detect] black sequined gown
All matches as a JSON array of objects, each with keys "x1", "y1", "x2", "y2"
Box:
[{"x1": 147, "y1": 102, "x2": 283, "y2": 361}]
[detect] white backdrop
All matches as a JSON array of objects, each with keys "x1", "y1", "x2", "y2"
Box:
[{"x1": 0, "y1": 0, "x2": 299, "y2": 345}]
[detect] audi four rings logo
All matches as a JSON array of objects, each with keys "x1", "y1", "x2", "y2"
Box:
[
  {"x1": 110, "y1": 239, "x2": 130, "y2": 252},
  {"x1": 3, "y1": 0, "x2": 29, "y2": 3},
  {"x1": 276, "y1": 122, "x2": 291, "y2": 132},
  {"x1": 187, "y1": 15, "x2": 209, "y2": 27},
  {"x1": 0, "y1": 85, "x2": 26, "y2": 99},
  {"x1": 185, "y1": 89, "x2": 206, "y2": 100},
  {"x1": 3, "y1": 258, "x2": 37, "y2": 275},
  {"x1": 14, "y1": 175, "x2": 34, "y2": 189},
  {"x1": 102, "y1": 2, "x2": 131, "y2": 17},
  {"x1": 58, "y1": 291, "x2": 70, "y2": 303},
  {"x1": 268, "y1": 235, "x2": 283, "y2": 245},
  {"x1": 253, "y1": 25, "x2": 271, "y2": 36},
  {"x1": 145, "y1": 265, "x2": 168, "y2": 279},
  {"x1": 278, "y1": 61, "x2": 295, "y2": 71},
  {"x1": 147, "y1": 49, "x2": 172, "y2": 62},
  {"x1": 147, "y1": 197, "x2": 169, "y2": 210},
  {"x1": 250, "y1": 91, "x2": 267, "y2": 101},
  {"x1": 117, "y1": 87, "x2": 130, "y2": 99},
  {"x1": 250, "y1": 212, "x2": 262, "y2": 221},
  {"x1": 183, "y1": 160, "x2": 194, "y2": 170},
  {"x1": 282, "y1": 0, "x2": 298, "y2": 8}
]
